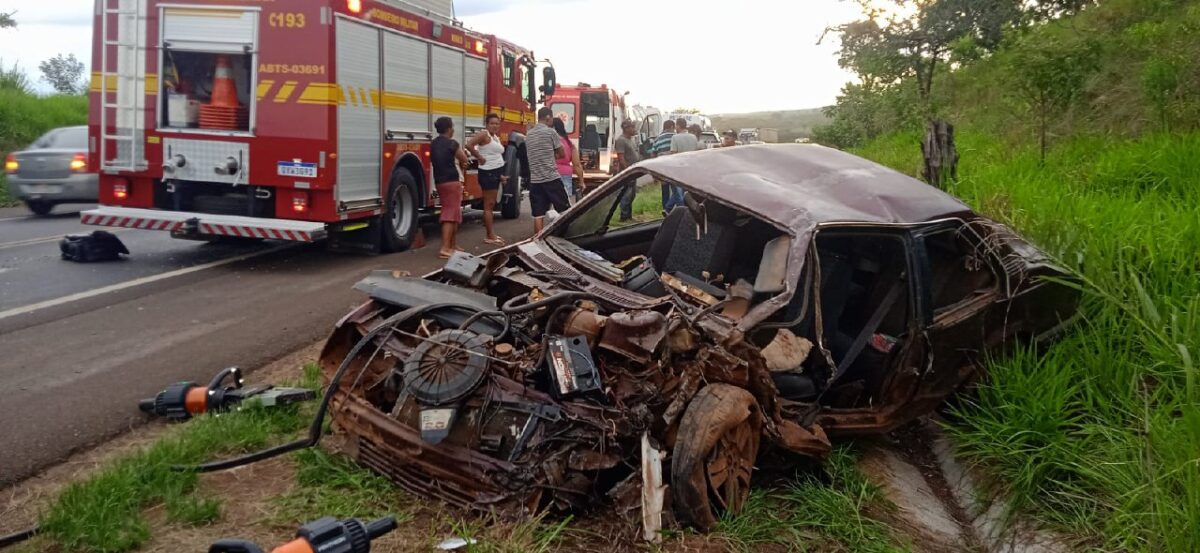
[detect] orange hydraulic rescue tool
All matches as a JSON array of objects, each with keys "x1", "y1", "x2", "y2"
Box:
[{"x1": 208, "y1": 515, "x2": 398, "y2": 553}]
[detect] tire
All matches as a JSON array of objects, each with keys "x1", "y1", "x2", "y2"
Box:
[
  {"x1": 26, "y1": 200, "x2": 53, "y2": 216},
  {"x1": 671, "y1": 384, "x2": 762, "y2": 532},
  {"x1": 500, "y1": 145, "x2": 521, "y2": 220},
  {"x1": 381, "y1": 168, "x2": 419, "y2": 253}
]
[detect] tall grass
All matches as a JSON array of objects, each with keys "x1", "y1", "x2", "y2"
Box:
[{"x1": 856, "y1": 129, "x2": 1200, "y2": 552}]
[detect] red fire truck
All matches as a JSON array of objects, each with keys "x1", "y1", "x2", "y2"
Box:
[
  {"x1": 83, "y1": 0, "x2": 554, "y2": 252},
  {"x1": 543, "y1": 84, "x2": 627, "y2": 184}
]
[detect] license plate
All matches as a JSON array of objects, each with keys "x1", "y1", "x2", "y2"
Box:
[
  {"x1": 277, "y1": 161, "x2": 317, "y2": 178},
  {"x1": 419, "y1": 408, "x2": 454, "y2": 432},
  {"x1": 23, "y1": 184, "x2": 62, "y2": 195}
]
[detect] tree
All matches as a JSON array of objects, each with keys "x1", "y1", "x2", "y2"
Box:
[
  {"x1": 828, "y1": 0, "x2": 1024, "y2": 108},
  {"x1": 39, "y1": 53, "x2": 85, "y2": 94},
  {"x1": 1007, "y1": 34, "x2": 1099, "y2": 163},
  {"x1": 0, "y1": 11, "x2": 15, "y2": 29}
]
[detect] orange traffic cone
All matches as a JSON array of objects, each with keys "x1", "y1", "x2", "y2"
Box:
[
  {"x1": 208, "y1": 55, "x2": 239, "y2": 108},
  {"x1": 198, "y1": 55, "x2": 248, "y2": 130}
]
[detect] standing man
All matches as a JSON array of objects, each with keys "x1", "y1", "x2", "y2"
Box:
[
  {"x1": 613, "y1": 120, "x2": 642, "y2": 221},
  {"x1": 669, "y1": 117, "x2": 699, "y2": 156},
  {"x1": 651, "y1": 120, "x2": 681, "y2": 212},
  {"x1": 720, "y1": 129, "x2": 738, "y2": 147},
  {"x1": 525, "y1": 106, "x2": 570, "y2": 234}
]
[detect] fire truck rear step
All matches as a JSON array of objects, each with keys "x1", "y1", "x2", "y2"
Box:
[{"x1": 81, "y1": 206, "x2": 328, "y2": 242}]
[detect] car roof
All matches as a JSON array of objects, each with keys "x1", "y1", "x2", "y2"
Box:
[{"x1": 635, "y1": 144, "x2": 972, "y2": 232}]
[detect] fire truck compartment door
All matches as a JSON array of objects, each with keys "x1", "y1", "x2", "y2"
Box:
[
  {"x1": 464, "y1": 57, "x2": 486, "y2": 133},
  {"x1": 336, "y1": 19, "x2": 382, "y2": 205},
  {"x1": 431, "y1": 44, "x2": 465, "y2": 142},
  {"x1": 383, "y1": 32, "x2": 430, "y2": 134},
  {"x1": 162, "y1": 7, "x2": 257, "y2": 53}
]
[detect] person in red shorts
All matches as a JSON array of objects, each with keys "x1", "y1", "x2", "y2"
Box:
[{"x1": 431, "y1": 116, "x2": 470, "y2": 259}]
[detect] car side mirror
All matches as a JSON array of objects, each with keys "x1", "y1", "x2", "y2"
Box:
[{"x1": 540, "y1": 66, "x2": 556, "y2": 97}]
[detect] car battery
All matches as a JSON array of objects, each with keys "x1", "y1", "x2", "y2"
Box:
[{"x1": 544, "y1": 335, "x2": 602, "y2": 399}]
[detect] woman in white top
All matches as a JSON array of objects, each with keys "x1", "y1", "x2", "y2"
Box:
[{"x1": 466, "y1": 113, "x2": 507, "y2": 245}]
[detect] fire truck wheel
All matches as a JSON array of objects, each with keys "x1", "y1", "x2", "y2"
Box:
[
  {"x1": 382, "y1": 168, "x2": 419, "y2": 252},
  {"x1": 500, "y1": 146, "x2": 521, "y2": 220}
]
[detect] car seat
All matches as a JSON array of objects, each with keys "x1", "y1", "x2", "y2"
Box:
[
  {"x1": 647, "y1": 206, "x2": 738, "y2": 283},
  {"x1": 580, "y1": 124, "x2": 600, "y2": 151}
]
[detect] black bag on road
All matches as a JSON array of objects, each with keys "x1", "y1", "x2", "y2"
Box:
[{"x1": 60, "y1": 230, "x2": 129, "y2": 262}]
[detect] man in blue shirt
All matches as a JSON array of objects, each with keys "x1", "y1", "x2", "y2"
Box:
[{"x1": 652, "y1": 120, "x2": 684, "y2": 213}]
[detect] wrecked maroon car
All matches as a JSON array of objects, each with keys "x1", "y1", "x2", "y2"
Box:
[{"x1": 319, "y1": 145, "x2": 1079, "y2": 534}]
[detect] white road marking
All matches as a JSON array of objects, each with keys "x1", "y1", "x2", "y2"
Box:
[
  {"x1": 0, "y1": 244, "x2": 293, "y2": 321},
  {"x1": 0, "y1": 215, "x2": 32, "y2": 223}
]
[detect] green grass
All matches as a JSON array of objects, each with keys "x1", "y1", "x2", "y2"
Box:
[
  {"x1": 439, "y1": 514, "x2": 576, "y2": 553},
  {"x1": 37, "y1": 366, "x2": 323, "y2": 552},
  {"x1": 855, "y1": 129, "x2": 1200, "y2": 552},
  {"x1": 715, "y1": 446, "x2": 906, "y2": 552},
  {"x1": 273, "y1": 448, "x2": 412, "y2": 526},
  {"x1": 39, "y1": 403, "x2": 310, "y2": 552}
]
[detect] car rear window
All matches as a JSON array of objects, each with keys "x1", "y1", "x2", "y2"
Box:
[{"x1": 31, "y1": 128, "x2": 87, "y2": 150}]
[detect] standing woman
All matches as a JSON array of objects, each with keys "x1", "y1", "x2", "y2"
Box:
[
  {"x1": 431, "y1": 116, "x2": 470, "y2": 259},
  {"x1": 552, "y1": 118, "x2": 584, "y2": 200},
  {"x1": 465, "y1": 113, "x2": 507, "y2": 245}
]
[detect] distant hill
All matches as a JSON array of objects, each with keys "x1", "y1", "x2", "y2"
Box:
[{"x1": 709, "y1": 108, "x2": 829, "y2": 142}]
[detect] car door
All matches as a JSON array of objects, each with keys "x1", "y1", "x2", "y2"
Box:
[{"x1": 912, "y1": 221, "x2": 1005, "y2": 400}]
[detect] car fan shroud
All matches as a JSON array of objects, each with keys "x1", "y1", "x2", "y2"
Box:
[{"x1": 402, "y1": 329, "x2": 490, "y2": 405}]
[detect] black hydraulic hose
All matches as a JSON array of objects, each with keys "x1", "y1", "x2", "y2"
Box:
[
  {"x1": 175, "y1": 303, "x2": 478, "y2": 473},
  {"x1": 501, "y1": 291, "x2": 594, "y2": 315},
  {"x1": 457, "y1": 309, "x2": 511, "y2": 339},
  {"x1": 0, "y1": 527, "x2": 37, "y2": 549}
]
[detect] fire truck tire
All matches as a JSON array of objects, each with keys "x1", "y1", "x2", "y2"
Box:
[
  {"x1": 382, "y1": 168, "x2": 419, "y2": 252},
  {"x1": 500, "y1": 146, "x2": 521, "y2": 220}
]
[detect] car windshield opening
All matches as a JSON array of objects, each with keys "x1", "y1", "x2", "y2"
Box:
[{"x1": 551, "y1": 173, "x2": 789, "y2": 309}]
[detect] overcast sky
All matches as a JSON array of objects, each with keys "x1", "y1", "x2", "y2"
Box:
[{"x1": 0, "y1": 0, "x2": 867, "y2": 113}]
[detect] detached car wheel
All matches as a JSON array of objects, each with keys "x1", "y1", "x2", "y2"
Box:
[
  {"x1": 26, "y1": 200, "x2": 53, "y2": 216},
  {"x1": 671, "y1": 384, "x2": 761, "y2": 532},
  {"x1": 382, "y1": 168, "x2": 419, "y2": 252}
]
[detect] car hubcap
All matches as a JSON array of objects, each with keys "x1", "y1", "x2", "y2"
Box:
[
  {"x1": 705, "y1": 421, "x2": 755, "y2": 513},
  {"x1": 391, "y1": 185, "x2": 412, "y2": 238}
]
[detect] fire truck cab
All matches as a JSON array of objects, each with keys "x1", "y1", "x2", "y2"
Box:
[
  {"x1": 84, "y1": 0, "x2": 550, "y2": 252},
  {"x1": 543, "y1": 84, "x2": 627, "y2": 184}
]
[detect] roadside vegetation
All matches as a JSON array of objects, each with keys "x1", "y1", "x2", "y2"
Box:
[
  {"x1": 817, "y1": 0, "x2": 1200, "y2": 550},
  {"x1": 0, "y1": 61, "x2": 89, "y2": 207}
]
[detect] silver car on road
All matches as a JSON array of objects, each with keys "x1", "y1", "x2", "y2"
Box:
[{"x1": 4, "y1": 126, "x2": 97, "y2": 215}]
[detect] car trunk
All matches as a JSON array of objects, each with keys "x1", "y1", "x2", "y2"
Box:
[{"x1": 12, "y1": 149, "x2": 79, "y2": 180}]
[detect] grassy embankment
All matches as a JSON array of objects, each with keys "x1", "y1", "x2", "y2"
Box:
[
  {"x1": 838, "y1": 1, "x2": 1200, "y2": 549},
  {"x1": 0, "y1": 83, "x2": 89, "y2": 207},
  {"x1": 859, "y1": 129, "x2": 1200, "y2": 552}
]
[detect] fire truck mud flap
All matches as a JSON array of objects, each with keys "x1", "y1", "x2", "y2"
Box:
[{"x1": 81, "y1": 206, "x2": 328, "y2": 242}]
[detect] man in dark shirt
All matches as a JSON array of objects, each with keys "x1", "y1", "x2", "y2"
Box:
[
  {"x1": 431, "y1": 116, "x2": 470, "y2": 258},
  {"x1": 613, "y1": 119, "x2": 642, "y2": 221}
]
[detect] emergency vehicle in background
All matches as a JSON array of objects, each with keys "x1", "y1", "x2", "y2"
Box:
[
  {"x1": 83, "y1": 0, "x2": 554, "y2": 252},
  {"x1": 543, "y1": 83, "x2": 628, "y2": 184}
]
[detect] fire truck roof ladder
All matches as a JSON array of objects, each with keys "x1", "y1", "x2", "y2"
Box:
[{"x1": 99, "y1": 0, "x2": 148, "y2": 173}]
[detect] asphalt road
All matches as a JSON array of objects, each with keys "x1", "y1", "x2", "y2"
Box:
[{"x1": 0, "y1": 202, "x2": 536, "y2": 485}]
